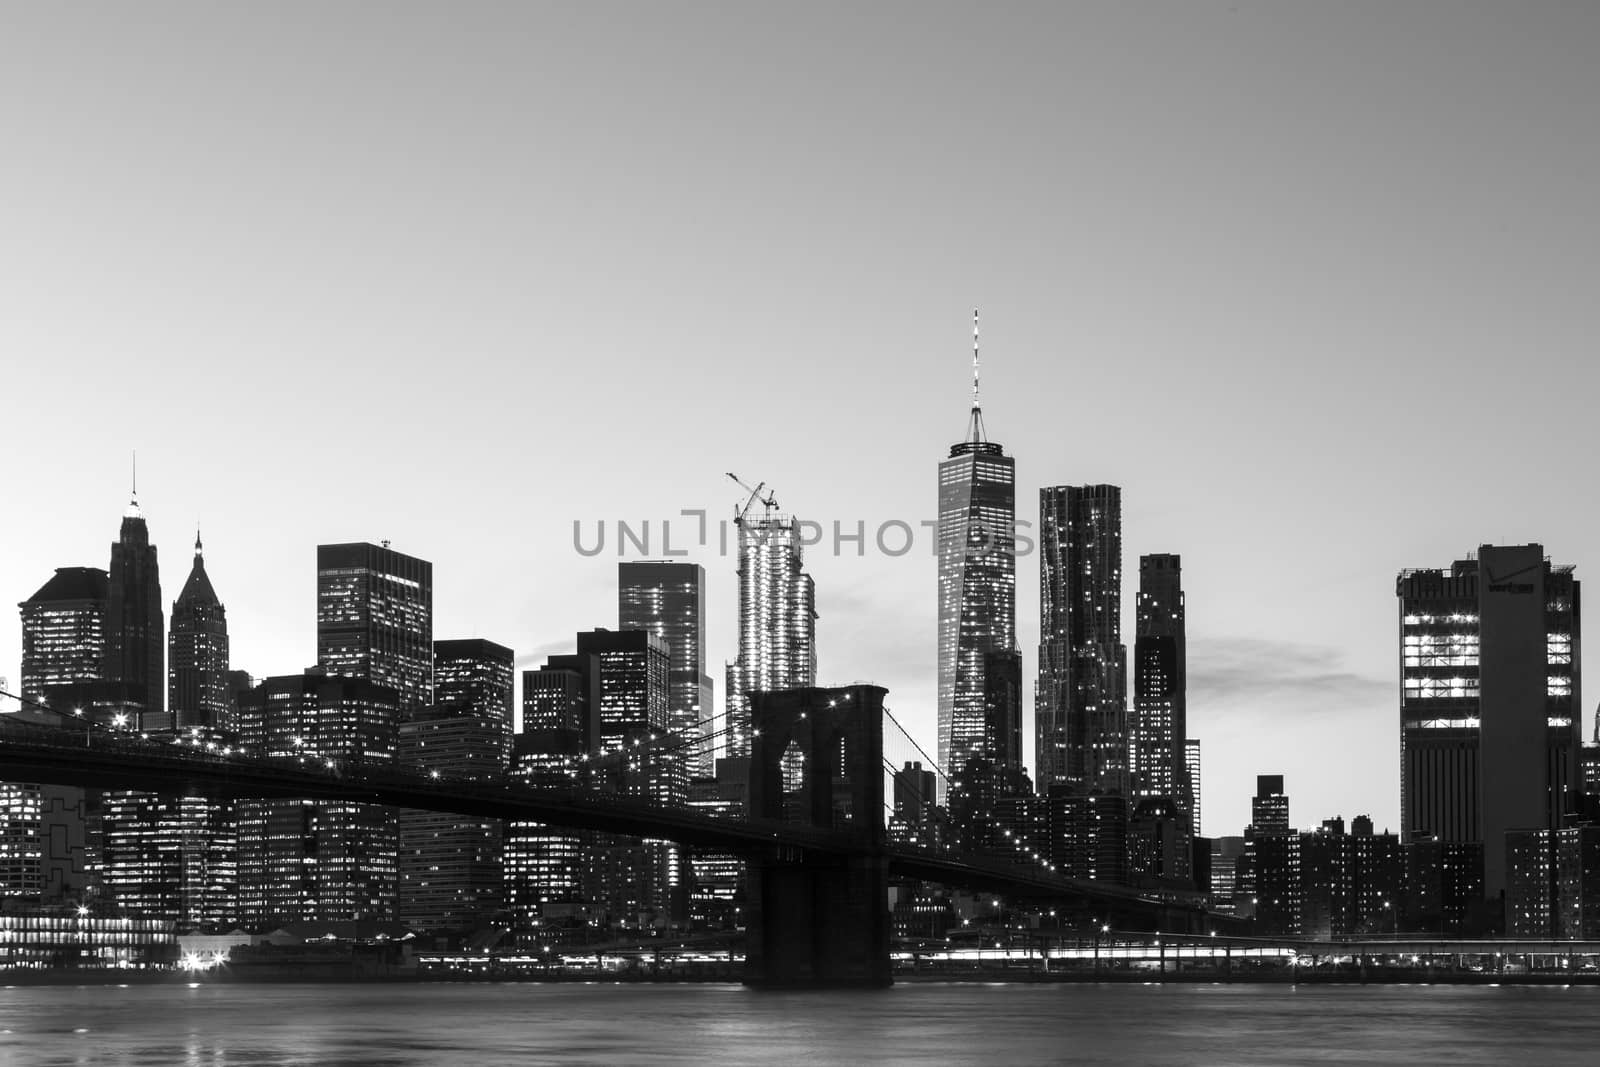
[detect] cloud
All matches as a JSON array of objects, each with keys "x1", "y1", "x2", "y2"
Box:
[{"x1": 1188, "y1": 635, "x2": 1390, "y2": 716}]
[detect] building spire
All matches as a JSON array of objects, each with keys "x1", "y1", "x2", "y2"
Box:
[
  {"x1": 966, "y1": 308, "x2": 987, "y2": 443},
  {"x1": 124, "y1": 450, "x2": 142, "y2": 519},
  {"x1": 195, "y1": 523, "x2": 203, "y2": 561}
]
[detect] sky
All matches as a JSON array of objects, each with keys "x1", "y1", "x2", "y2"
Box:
[{"x1": 3, "y1": 2, "x2": 1598, "y2": 837}]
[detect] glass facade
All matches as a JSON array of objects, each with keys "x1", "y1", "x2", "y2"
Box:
[
  {"x1": 936, "y1": 436, "x2": 1016, "y2": 789},
  {"x1": 725, "y1": 519, "x2": 815, "y2": 758},
  {"x1": 619, "y1": 562, "x2": 714, "y2": 780},
  {"x1": 316, "y1": 543, "x2": 433, "y2": 717}
]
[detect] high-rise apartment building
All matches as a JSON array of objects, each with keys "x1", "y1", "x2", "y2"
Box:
[
  {"x1": 937, "y1": 315, "x2": 1017, "y2": 789},
  {"x1": 1037, "y1": 484, "x2": 1127, "y2": 794},
  {"x1": 104, "y1": 495, "x2": 163, "y2": 724},
  {"x1": 168, "y1": 531, "x2": 230, "y2": 732},
  {"x1": 1397, "y1": 544, "x2": 1580, "y2": 902},
  {"x1": 317, "y1": 542, "x2": 433, "y2": 716},
  {"x1": 725, "y1": 511, "x2": 815, "y2": 758},
  {"x1": 620, "y1": 561, "x2": 714, "y2": 779}
]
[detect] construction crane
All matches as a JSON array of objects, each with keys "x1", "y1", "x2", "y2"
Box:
[{"x1": 726, "y1": 472, "x2": 779, "y2": 526}]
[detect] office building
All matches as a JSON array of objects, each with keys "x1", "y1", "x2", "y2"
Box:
[
  {"x1": 396, "y1": 707, "x2": 507, "y2": 933},
  {"x1": 1398, "y1": 545, "x2": 1580, "y2": 905},
  {"x1": 432, "y1": 638, "x2": 515, "y2": 760},
  {"x1": 104, "y1": 493, "x2": 163, "y2": 725},
  {"x1": 936, "y1": 314, "x2": 1017, "y2": 789},
  {"x1": 317, "y1": 542, "x2": 433, "y2": 716},
  {"x1": 1131, "y1": 554, "x2": 1189, "y2": 822},
  {"x1": 506, "y1": 666, "x2": 589, "y2": 946},
  {"x1": 167, "y1": 530, "x2": 230, "y2": 732},
  {"x1": 15, "y1": 569, "x2": 110, "y2": 906},
  {"x1": 396, "y1": 638, "x2": 513, "y2": 932},
  {"x1": 620, "y1": 561, "x2": 714, "y2": 778},
  {"x1": 235, "y1": 669, "x2": 401, "y2": 927},
  {"x1": 18, "y1": 567, "x2": 107, "y2": 706}
]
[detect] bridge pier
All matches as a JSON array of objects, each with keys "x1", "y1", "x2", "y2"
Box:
[
  {"x1": 745, "y1": 846, "x2": 891, "y2": 988},
  {"x1": 743, "y1": 685, "x2": 891, "y2": 989}
]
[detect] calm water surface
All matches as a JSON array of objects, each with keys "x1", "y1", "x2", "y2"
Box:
[{"x1": 1, "y1": 981, "x2": 1597, "y2": 1065}]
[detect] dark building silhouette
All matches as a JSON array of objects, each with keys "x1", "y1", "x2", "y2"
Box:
[
  {"x1": 937, "y1": 315, "x2": 1017, "y2": 795},
  {"x1": 316, "y1": 542, "x2": 433, "y2": 717},
  {"x1": 168, "y1": 530, "x2": 230, "y2": 732},
  {"x1": 104, "y1": 495, "x2": 163, "y2": 726},
  {"x1": 1132, "y1": 554, "x2": 1191, "y2": 827},
  {"x1": 619, "y1": 561, "x2": 714, "y2": 779},
  {"x1": 1037, "y1": 484, "x2": 1126, "y2": 795},
  {"x1": 1398, "y1": 545, "x2": 1580, "y2": 913},
  {"x1": 1241, "y1": 775, "x2": 1296, "y2": 932},
  {"x1": 1128, "y1": 796, "x2": 1192, "y2": 886}
]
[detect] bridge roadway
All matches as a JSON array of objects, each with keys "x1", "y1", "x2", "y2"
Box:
[{"x1": 0, "y1": 717, "x2": 1209, "y2": 923}]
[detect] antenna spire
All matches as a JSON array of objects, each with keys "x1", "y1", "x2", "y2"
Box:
[
  {"x1": 966, "y1": 309, "x2": 987, "y2": 443},
  {"x1": 124, "y1": 450, "x2": 143, "y2": 518}
]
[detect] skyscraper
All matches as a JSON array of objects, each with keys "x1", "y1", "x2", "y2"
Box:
[
  {"x1": 13, "y1": 567, "x2": 106, "y2": 904},
  {"x1": 102, "y1": 529, "x2": 238, "y2": 930},
  {"x1": 317, "y1": 542, "x2": 433, "y2": 717},
  {"x1": 235, "y1": 669, "x2": 401, "y2": 926},
  {"x1": 507, "y1": 665, "x2": 590, "y2": 946},
  {"x1": 1131, "y1": 554, "x2": 1188, "y2": 819},
  {"x1": 1036, "y1": 484, "x2": 1126, "y2": 795},
  {"x1": 432, "y1": 638, "x2": 515, "y2": 758},
  {"x1": 725, "y1": 508, "x2": 815, "y2": 759},
  {"x1": 619, "y1": 561, "x2": 714, "y2": 779},
  {"x1": 515, "y1": 630, "x2": 676, "y2": 933},
  {"x1": 396, "y1": 637, "x2": 514, "y2": 932},
  {"x1": 937, "y1": 311, "x2": 1017, "y2": 788},
  {"x1": 168, "y1": 530, "x2": 230, "y2": 732},
  {"x1": 104, "y1": 493, "x2": 163, "y2": 724},
  {"x1": 1397, "y1": 544, "x2": 1581, "y2": 903},
  {"x1": 18, "y1": 567, "x2": 107, "y2": 705}
]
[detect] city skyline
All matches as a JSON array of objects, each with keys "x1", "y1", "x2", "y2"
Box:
[{"x1": 6, "y1": 3, "x2": 1600, "y2": 837}]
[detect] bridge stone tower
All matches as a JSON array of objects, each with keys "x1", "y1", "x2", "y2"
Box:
[{"x1": 744, "y1": 684, "x2": 891, "y2": 988}]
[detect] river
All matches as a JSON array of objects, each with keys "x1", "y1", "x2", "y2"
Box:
[{"x1": 2, "y1": 981, "x2": 1598, "y2": 1065}]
